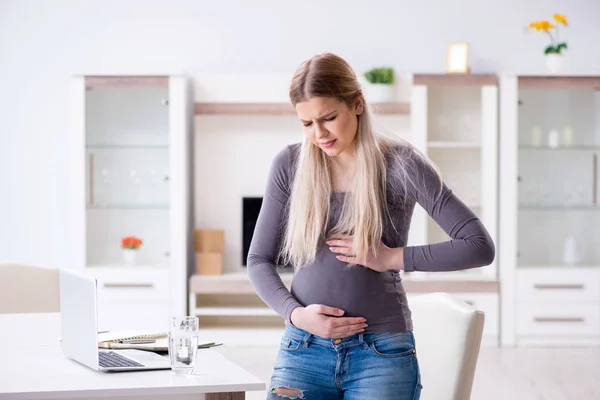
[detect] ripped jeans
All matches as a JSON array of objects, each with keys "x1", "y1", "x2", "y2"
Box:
[{"x1": 268, "y1": 324, "x2": 422, "y2": 400}]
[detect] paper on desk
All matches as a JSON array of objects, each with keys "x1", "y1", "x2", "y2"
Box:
[{"x1": 98, "y1": 337, "x2": 219, "y2": 351}]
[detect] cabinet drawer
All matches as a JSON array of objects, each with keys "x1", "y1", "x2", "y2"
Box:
[
  {"x1": 86, "y1": 267, "x2": 169, "y2": 300},
  {"x1": 516, "y1": 303, "x2": 600, "y2": 336},
  {"x1": 516, "y1": 269, "x2": 599, "y2": 302}
]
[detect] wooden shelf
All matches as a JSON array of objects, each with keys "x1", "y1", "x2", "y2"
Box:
[
  {"x1": 189, "y1": 272, "x2": 499, "y2": 295},
  {"x1": 428, "y1": 141, "x2": 481, "y2": 149},
  {"x1": 194, "y1": 102, "x2": 410, "y2": 115},
  {"x1": 413, "y1": 74, "x2": 497, "y2": 86},
  {"x1": 194, "y1": 307, "x2": 278, "y2": 317},
  {"x1": 85, "y1": 76, "x2": 169, "y2": 89},
  {"x1": 518, "y1": 76, "x2": 600, "y2": 89}
]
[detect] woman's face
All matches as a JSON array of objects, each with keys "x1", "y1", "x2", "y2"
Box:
[{"x1": 295, "y1": 96, "x2": 363, "y2": 157}]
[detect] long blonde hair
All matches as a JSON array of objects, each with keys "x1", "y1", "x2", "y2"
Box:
[{"x1": 281, "y1": 53, "x2": 438, "y2": 270}]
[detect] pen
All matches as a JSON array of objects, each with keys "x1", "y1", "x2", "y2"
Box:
[{"x1": 120, "y1": 339, "x2": 156, "y2": 344}]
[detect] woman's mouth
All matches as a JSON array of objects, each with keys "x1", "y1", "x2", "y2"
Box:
[{"x1": 320, "y1": 139, "x2": 336, "y2": 148}]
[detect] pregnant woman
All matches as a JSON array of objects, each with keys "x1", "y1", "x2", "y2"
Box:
[{"x1": 247, "y1": 52, "x2": 495, "y2": 400}]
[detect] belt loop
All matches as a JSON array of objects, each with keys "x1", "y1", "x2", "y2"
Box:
[
  {"x1": 358, "y1": 333, "x2": 364, "y2": 343},
  {"x1": 303, "y1": 332, "x2": 312, "y2": 348}
]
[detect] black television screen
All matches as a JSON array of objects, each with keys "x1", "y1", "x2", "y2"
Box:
[{"x1": 242, "y1": 197, "x2": 263, "y2": 266}]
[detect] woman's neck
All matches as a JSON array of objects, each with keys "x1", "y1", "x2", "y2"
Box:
[
  {"x1": 330, "y1": 149, "x2": 356, "y2": 192},
  {"x1": 333, "y1": 147, "x2": 356, "y2": 171}
]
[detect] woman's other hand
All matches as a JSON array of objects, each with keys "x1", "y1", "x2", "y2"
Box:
[
  {"x1": 327, "y1": 235, "x2": 404, "y2": 272},
  {"x1": 290, "y1": 305, "x2": 367, "y2": 338}
]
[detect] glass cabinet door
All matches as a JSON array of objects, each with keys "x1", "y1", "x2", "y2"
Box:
[
  {"x1": 84, "y1": 82, "x2": 171, "y2": 268},
  {"x1": 517, "y1": 78, "x2": 600, "y2": 268}
]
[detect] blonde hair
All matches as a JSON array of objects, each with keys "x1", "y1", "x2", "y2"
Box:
[{"x1": 281, "y1": 53, "x2": 439, "y2": 270}]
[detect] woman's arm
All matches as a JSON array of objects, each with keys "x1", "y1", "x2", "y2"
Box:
[
  {"x1": 402, "y1": 150, "x2": 495, "y2": 272},
  {"x1": 247, "y1": 147, "x2": 303, "y2": 323}
]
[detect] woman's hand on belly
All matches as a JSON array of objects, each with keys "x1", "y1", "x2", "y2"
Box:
[
  {"x1": 327, "y1": 235, "x2": 405, "y2": 272},
  {"x1": 290, "y1": 304, "x2": 368, "y2": 338}
]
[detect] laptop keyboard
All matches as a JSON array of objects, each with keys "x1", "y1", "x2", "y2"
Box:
[{"x1": 99, "y1": 351, "x2": 144, "y2": 368}]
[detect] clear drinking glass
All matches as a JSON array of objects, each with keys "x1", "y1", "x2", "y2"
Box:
[{"x1": 168, "y1": 316, "x2": 199, "y2": 374}]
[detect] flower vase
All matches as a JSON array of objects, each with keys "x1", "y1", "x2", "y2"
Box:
[
  {"x1": 546, "y1": 53, "x2": 564, "y2": 74},
  {"x1": 123, "y1": 249, "x2": 137, "y2": 265}
]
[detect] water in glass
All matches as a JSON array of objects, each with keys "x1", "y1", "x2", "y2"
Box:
[{"x1": 168, "y1": 316, "x2": 199, "y2": 374}]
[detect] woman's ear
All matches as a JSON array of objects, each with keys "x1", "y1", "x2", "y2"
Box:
[{"x1": 354, "y1": 98, "x2": 364, "y2": 116}]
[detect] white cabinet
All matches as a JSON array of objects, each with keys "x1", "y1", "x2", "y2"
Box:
[
  {"x1": 408, "y1": 74, "x2": 500, "y2": 344},
  {"x1": 409, "y1": 74, "x2": 499, "y2": 280},
  {"x1": 499, "y1": 75, "x2": 600, "y2": 346},
  {"x1": 67, "y1": 75, "x2": 192, "y2": 329}
]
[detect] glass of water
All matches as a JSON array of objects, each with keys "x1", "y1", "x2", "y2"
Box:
[{"x1": 168, "y1": 316, "x2": 199, "y2": 374}]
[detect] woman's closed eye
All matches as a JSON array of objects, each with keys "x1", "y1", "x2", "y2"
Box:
[{"x1": 302, "y1": 115, "x2": 337, "y2": 127}]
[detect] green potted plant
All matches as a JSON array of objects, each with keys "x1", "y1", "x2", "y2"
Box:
[{"x1": 363, "y1": 67, "x2": 395, "y2": 102}]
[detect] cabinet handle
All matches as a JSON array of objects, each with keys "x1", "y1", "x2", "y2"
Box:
[
  {"x1": 103, "y1": 283, "x2": 154, "y2": 289},
  {"x1": 534, "y1": 284, "x2": 584, "y2": 290},
  {"x1": 534, "y1": 317, "x2": 585, "y2": 323}
]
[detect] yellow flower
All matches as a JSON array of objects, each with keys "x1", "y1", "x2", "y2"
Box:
[
  {"x1": 553, "y1": 14, "x2": 568, "y2": 26},
  {"x1": 539, "y1": 20, "x2": 556, "y2": 31},
  {"x1": 528, "y1": 20, "x2": 555, "y2": 31}
]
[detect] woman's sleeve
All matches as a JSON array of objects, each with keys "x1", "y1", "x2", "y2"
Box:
[
  {"x1": 247, "y1": 147, "x2": 303, "y2": 323},
  {"x1": 402, "y1": 150, "x2": 496, "y2": 272}
]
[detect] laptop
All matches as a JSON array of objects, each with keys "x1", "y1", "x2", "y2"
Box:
[{"x1": 59, "y1": 269, "x2": 171, "y2": 372}]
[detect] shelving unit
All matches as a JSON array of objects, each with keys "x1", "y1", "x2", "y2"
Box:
[
  {"x1": 499, "y1": 75, "x2": 600, "y2": 347},
  {"x1": 409, "y1": 74, "x2": 499, "y2": 280},
  {"x1": 407, "y1": 73, "x2": 500, "y2": 345},
  {"x1": 68, "y1": 74, "x2": 192, "y2": 333}
]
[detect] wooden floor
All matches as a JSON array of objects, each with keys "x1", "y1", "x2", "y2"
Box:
[{"x1": 215, "y1": 346, "x2": 600, "y2": 400}]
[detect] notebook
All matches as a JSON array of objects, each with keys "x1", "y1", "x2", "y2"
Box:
[
  {"x1": 97, "y1": 331, "x2": 219, "y2": 352},
  {"x1": 98, "y1": 330, "x2": 168, "y2": 344}
]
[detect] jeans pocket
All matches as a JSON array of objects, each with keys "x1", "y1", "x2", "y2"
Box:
[
  {"x1": 369, "y1": 333, "x2": 416, "y2": 358},
  {"x1": 280, "y1": 335, "x2": 302, "y2": 352}
]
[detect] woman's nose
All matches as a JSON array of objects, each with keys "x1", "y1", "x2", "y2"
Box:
[{"x1": 315, "y1": 123, "x2": 328, "y2": 139}]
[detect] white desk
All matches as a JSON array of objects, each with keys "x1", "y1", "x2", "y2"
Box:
[{"x1": 0, "y1": 313, "x2": 265, "y2": 400}]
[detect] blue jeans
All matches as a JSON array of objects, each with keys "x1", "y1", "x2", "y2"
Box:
[{"x1": 267, "y1": 324, "x2": 422, "y2": 399}]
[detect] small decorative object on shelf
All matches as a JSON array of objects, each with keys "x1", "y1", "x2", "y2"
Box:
[
  {"x1": 528, "y1": 14, "x2": 568, "y2": 73},
  {"x1": 193, "y1": 229, "x2": 225, "y2": 275},
  {"x1": 121, "y1": 236, "x2": 143, "y2": 265},
  {"x1": 445, "y1": 42, "x2": 470, "y2": 74},
  {"x1": 363, "y1": 67, "x2": 395, "y2": 102},
  {"x1": 562, "y1": 235, "x2": 584, "y2": 265},
  {"x1": 547, "y1": 129, "x2": 560, "y2": 148}
]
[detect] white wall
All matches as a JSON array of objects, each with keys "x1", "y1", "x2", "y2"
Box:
[{"x1": 1, "y1": 0, "x2": 599, "y2": 268}]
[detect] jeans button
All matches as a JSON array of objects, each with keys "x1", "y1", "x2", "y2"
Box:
[{"x1": 333, "y1": 339, "x2": 342, "y2": 344}]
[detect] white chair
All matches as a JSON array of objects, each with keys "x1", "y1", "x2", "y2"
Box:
[
  {"x1": 0, "y1": 263, "x2": 60, "y2": 314},
  {"x1": 409, "y1": 292, "x2": 485, "y2": 400}
]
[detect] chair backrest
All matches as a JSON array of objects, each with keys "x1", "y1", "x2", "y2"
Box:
[
  {"x1": 408, "y1": 292, "x2": 485, "y2": 400},
  {"x1": 0, "y1": 263, "x2": 60, "y2": 314}
]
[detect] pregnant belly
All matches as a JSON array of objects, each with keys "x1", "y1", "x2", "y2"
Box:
[{"x1": 290, "y1": 251, "x2": 406, "y2": 326}]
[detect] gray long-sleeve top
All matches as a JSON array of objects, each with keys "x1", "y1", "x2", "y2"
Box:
[{"x1": 247, "y1": 143, "x2": 495, "y2": 333}]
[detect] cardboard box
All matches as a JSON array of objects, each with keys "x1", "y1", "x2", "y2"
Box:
[
  {"x1": 196, "y1": 252, "x2": 223, "y2": 275},
  {"x1": 194, "y1": 229, "x2": 225, "y2": 253}
]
